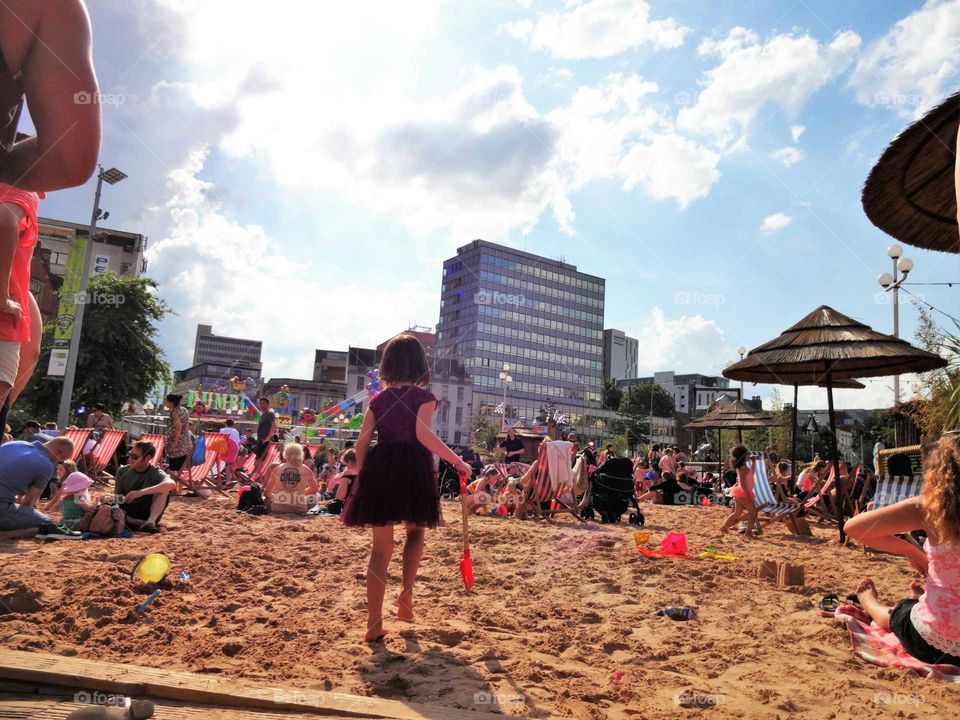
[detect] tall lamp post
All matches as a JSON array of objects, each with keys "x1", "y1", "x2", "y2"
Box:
[
  {"x1": 57, "y1": 166, "x2": 128, "y2": 428},
  {"x1": 877, "y1": 244, "x2": 913, "y2": 409},
  {"x1": 736, "y1": 346, "x2": 746, "y2": 399},
  {"x1": 498, "y1": 363, "x2": 512, "y2": 431}
]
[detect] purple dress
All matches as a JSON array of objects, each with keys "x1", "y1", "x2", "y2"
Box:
[{"x1": 342, "y1": 386, "x2": 440, "y2": 528}]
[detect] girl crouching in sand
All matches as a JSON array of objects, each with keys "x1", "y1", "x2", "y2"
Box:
[
  {"x1": 342, "y1": 334, "x2": 471, "y2": 642},
  {"x1": 845, "y1": 434, "x2": 960, "y2": 666},
  {"x1": 719, "y1": 445, "x2": 761, "y2": 538}
]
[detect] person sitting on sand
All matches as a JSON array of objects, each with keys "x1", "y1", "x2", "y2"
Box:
[
  {"x1": 0, "y1": 437, "x2": 74, "y2": 536},
  {"x1": 41, "y1": 470, "x2": 95, "y2": 529},
  {"x1": 719, "y1": 445, "x2": 761, "y2": 538},
  {"x1": 115, "y1": 440, "x2": 176, "y2": 533},
  {"x1": 329, "y1": 449, "x2": 359, "y2": 503},
  {"x1": 263, "y1": 442, "x2": 318, "y2": 515},
  {"x1": 637, "y1": 471, "x2": 683, "y2": 505},
  {"x1": 465, "y1": 465, "x2": 500, "y2": 516},
  {"x1": 845, "y1": 433, "x2": 960, "y2": 666}
]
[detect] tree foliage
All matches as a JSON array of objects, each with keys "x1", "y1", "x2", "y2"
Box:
[
  {"x1": 602, "y1": 378, "x2": 624, "y2": 412},
  {"x1": 16, "y1": 273, "x2": 172, "y2": 424}
]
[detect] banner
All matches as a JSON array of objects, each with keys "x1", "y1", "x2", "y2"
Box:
[{"x1": 53, "y1": 236, "x2": 88, "y2": 344}]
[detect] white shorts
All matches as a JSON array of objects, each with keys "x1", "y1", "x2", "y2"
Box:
[{"x1": 0, "y1": 340, "x2": 20, "y2": 386}]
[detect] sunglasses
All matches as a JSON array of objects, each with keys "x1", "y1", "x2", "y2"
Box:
[{"x1": 129, "y1": 453, "x2": 143, "y2": 460}]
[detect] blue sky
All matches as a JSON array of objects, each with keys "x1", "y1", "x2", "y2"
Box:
[{"x1": 32, "y1": 0, "x2": 960, "y2": 410}]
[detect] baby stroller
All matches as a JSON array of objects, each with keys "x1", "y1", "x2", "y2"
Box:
[
  {"x1": 438, "y1": 458, "x2": 462, "y2": 499},
  {"x1": 582, "y1": 457, "x2": 643, "y2": 525}
]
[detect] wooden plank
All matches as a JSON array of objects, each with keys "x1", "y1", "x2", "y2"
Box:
[
  {"x1": 0, "y1": 696, "x2": 348, "y2": 719},
  {"x1": 0, "y1": 652, "x2": 500, "y2": 720}
]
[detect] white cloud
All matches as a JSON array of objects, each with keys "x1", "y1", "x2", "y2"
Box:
[
  {"x1": 503, "y1": 0, "x2": 689, "y2": 59},
  {"x1": 850, "y1": 0, "x2": 960, "y2": 118},
  {"x1": 679, "y1": 28, "x2": 860, "y2": 148},
  {"x1": 628, "y1": 308, "x2": 727, "y2": 376},
  {"x1": 145, "y1": 148, "x2": 438, "y2": 378},
  {"x1": 790, "y1": 124, "x2": 806, "y2": 142},
  {"x1": 770, "y1": 146, "x2": 804, "y2": 167},
  {"x1": 761, "y1": 213, "x2": 792, "y2": 232},
  {"x1": 620, "y1": 133, "x2": 721, "y2": 207}
]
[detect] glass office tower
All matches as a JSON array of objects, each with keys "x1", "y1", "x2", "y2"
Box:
[{"x1": 435, "y1": 239, "x2": 608, "y2": 436}]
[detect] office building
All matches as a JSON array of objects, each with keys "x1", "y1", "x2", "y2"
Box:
[
  {"x1": 603, "y1": 329, "x2": 638, "y2": 381},
  {"x1": 37, "y1": 216, "x2": 147, "y2": 279},
  {"x1": 618, "y1": 371, "x2": 738, "y2": 416},
  {"x1": 435, "y1": 239, "x2": 611, "y2": 438},
  {"x1": 193, "y1": 324, "x2": 263, "y2": 372},
  {"x1": 314, "y1": 349, "x2": 348, "y2": 384}
]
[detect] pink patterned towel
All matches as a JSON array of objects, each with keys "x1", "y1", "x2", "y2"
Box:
[{"x1": 831, "y1": 605, "x2": 960, "y2": 682}]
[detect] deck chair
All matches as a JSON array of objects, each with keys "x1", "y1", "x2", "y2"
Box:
[
  {"x1": 179, "y1": 432, "x2": 233, "y2": 498},
  {"x1": 806, "y1": 464, "x2": 861, "y2": 523},
  {"x1": 858, "y1": 474, "x2": 924, "y2": 550},
  {"x1": 87, "y1": 429, "x2": 127, "y2": 483},
  {"x1": 138, "y1": 434, "x2": 166, "y2": 465},
  {"x1": 59, "y1": 428, "x2": 92, "y2": 464},
  {"x1": 751, "y1": 456, "x2": 805, "y2": 533},
  {"x1": 517, "y1": 441, "x2": 583, "y2": 522},
  {"x1": 236, "y1": 441, "x2": 280, "y2": 482}
]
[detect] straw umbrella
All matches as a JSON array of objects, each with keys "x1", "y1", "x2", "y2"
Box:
[
  {"x1": 862, "y1": 89, "x2": 959, "y2": 254},
  {"x1": 723, "y1": 306, "x2": 947, "y2": 541},
  {"x1": 684, "y1": 399, "x2": 779, "y2": 473}
]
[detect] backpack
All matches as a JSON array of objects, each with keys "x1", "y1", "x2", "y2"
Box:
[
  {"x1": 191, "y1": 434, "x2": 206, "y2": 465},
  {"x1": 79, "y1": 503, "x2": 126, "y2": 537},
  {"x1": 237, "y1": 483, "x2": 267, "y2": 514}
]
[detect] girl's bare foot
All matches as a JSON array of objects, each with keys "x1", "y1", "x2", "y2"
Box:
[
  {"x1": 364, "y1": 621, "x2": 387, "y2": 642},
  {"x1": 397, "y1": 590, "x2": 415, "y2": 623},
  {"x1": 856, "y1": 577, "x2": 878, "y2": 606},
  {"x1": 910, "y1": 579, "x2": 924, "y2": 599}
]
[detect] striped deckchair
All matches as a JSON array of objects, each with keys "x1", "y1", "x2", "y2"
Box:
[
  {"x1": 87, "y1": 429, "x2": 127, "y2": 482},
  {"x1": 237, "y1": 441, "x2": 280, "y2": 481},
  {"x1": 59, "y1": 428, "x2": 92, "y2": 464},
  {"x1": 806, "y1": 464, "x2": 861, "y2": 523},
  {"x1": 752, "y1": 456, "x2": 803, "y2": 525},
  {"x1": 872, "y1": 475, "x2": 923, "y2": 509},
  {"x1": 180, "y1": 432, "x2": 232, "y2": 498},
  {"x1": 518, "y1": 441, "x2": 583, "y2": 522},
  {"x1": 139, "y1": 434, "x2": 166, "y2": 465}
]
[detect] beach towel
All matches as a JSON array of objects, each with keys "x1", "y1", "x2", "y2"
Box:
[
  {"x1": 831, "y1": 605, "x2": 960, "y2": 682},
  {"x1": 544, "y1": 441, "x2": 573, "y2": 493}
]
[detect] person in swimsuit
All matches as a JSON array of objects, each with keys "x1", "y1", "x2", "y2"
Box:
[{"x1": 719, "y1": 445, "x2": 761, "y2": 538}]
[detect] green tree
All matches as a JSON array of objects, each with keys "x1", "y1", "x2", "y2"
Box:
[
  {"x1": 17, "y1": 273, "x2": 172, "y2": 424},
  {"x1": 471, "y1": 414, "x2": 500, "y2": 452},
  {"x1": 602, "y1": 378, "x2": 624, "y2": 411}
]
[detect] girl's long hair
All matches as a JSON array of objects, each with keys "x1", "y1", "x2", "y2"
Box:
[
  {"x1": 378, "y1": 334, "x2": 431, "y2": 388},
  {"x1": 921, "y1": 434, "x2": 960, "y2": 544},
  {"x1": 730, "y1": 444, "x2": 749, "y2": 469}
]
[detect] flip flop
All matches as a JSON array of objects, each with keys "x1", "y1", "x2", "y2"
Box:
[
  {"x1": 139, "y1": 523, "x2": 159, "y2": 534},
  {"x1": 819, "y1": 593, "x2": 840, "y2": 612},
  {"x1": 845, "y1": 593, "x2": 862, "y2": 609}
]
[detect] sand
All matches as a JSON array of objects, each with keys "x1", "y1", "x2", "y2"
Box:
[{"x1": 1, "y1": 497, "x2": 959, "y2": 719}]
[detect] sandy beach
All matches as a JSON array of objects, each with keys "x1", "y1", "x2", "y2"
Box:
[{"x1": 2, "y1": 497, "x2": 958, "y2": 719}]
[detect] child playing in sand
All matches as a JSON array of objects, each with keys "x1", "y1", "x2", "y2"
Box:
[
  {"x1": 465, "y1": 465, "x2": 500, "y2": 516},
  {"x1": 719, "y1": 445, "x2": 761, "y2": 538},
  {"x1": 342, "y1": 334, "x2": 471, "y2": 642},
  {"x1": 41, "y1": 471, "x2": 95, "y2": 529},
  {"x1": 845, "y1": 433, "x2": 960, "y2": 666}
]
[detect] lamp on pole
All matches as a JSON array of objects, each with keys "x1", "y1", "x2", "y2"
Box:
[
  {"x1": 57, "y1": 166, "x2": 128, "y2": 428},
  {"x1": 498, "y1": 363, "x2": 512, "y2": 431},
  {"x1": 736, "y1": 347, "x2": 746, "y2": 399},
  {"x1": 877, "y1": 244, "x2": 913, "y2": 408}
]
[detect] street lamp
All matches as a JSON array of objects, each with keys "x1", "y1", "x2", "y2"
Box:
[
  {"x1": 877, "y1": 244, "x2": 913, "y2": 408},
  {"x1": 57, "y1": 166, "x2": 128, "y2": 428},
  {"x1": 498, "y1": 363, "x2": 513, "y2": 431},
  {"x1": 737, "y1": 346, "x2": 746, "y2": 398}
]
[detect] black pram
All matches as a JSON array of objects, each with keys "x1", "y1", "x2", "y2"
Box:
[{"x1": 585, "y1": 457, "x2": 643, "y2": 525}]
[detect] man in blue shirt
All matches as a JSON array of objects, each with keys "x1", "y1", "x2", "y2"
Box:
[{"x1": 0, "y1": 437, "x2": 74, "y2": 536}]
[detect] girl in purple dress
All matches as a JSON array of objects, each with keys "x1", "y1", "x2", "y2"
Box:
[{"x1": 343, "y1": 333, "x2": 471, "y2": 642}]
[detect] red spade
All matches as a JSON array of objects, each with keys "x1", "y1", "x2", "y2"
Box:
[{"x1": 459, "y1": 472, "x2": 474, "y2": 590}]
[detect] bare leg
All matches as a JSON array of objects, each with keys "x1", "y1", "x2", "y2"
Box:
[
  {"x1": 856, "y1": 577, "x2": 893, "y2": 631},
  {"x1": 7, "y1": 293, "x2": 41, "y2": 407},
  {"x1": 719, "y1": 501, "x2": 744, "y2": 533},
  {"x1": 365, "y1": 525, "x2": 394, "y2": 641},
  {"x1": 398, "y1": 525, "x2": 424, "y2": 622},
  {"x1": 145, "y1": 493, "x2": 169, "y2": 526}
]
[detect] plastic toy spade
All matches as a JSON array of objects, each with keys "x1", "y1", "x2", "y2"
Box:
[{"x1": 459, "y1": 472, "x2": 474, "y2": 590}]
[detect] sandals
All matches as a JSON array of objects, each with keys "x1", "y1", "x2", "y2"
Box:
[
  {"x1": 819, "y1": 593, "x2": 840, "y2": 612},
  {"x1": 139, "y1": 523, "x2": 159, "y2": 534}
]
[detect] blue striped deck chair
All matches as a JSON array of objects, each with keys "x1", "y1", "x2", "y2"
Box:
[
  {"x1": 751, "y1": 456, "x2": 803, "y2": 527},
  {"x1": 872, "y1": 475, "x2": 923, "y2": 509}
]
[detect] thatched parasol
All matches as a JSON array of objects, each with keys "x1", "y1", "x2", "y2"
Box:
[
  {"x1": 684, "y1": 399, "x2": 780, "y2": 470},
  {"x1": 862, "y1": 90, "x2": 959, "y2": 254},
  {"x1": 724, "y1": 305, "x2": 947, "y2": 541}
]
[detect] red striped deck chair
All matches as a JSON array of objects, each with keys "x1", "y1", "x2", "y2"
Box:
[
  {"x1": 88, "y1": 429, "x2": 127, "y2": 482},
  {"x1": 180, "y1": 432, "x2": 233, "y2": 498},
  {"x1": 59, "y1": 428, "x2": 92, "y2": 464},
  {"x1": 139, "y1": 434, "x2": 166, "y2": 465},
  {"x1": 518, "y1": 441, "x2": 583, "y2": 521}
]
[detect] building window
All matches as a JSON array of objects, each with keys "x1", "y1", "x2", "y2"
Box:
[
  {"x1": 457, "y1": 386, "x2": 464, "y2": 401},
  {"x1": 50, "y1": 251, "x2": 68, "y2": 265},
  {"x1": 455, "y1": 407, "x2": 463, "y2": 423},
  {"x1": 356, "y1": 376, "x2": 365, "y2": 390},
  {"x1": 454, "y1": 431, "x2": 462, "y2": 445},
  {"x1": 120, "y1": 262, "x2": 133, "y2": 275}
]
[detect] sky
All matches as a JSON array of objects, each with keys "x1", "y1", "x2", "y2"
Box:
[{"x1": 29, "y1": 0, "x2": 960, "y2": 411}]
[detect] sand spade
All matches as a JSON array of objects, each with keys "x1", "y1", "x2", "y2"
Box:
[
  {"x1": 124, "y1": 589, "x2": 161, "y2": 623},
  {"x1": 459, "y1": 471, "x2": 474, "y2": 590}
]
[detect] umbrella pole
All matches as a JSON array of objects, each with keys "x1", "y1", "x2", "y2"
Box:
[
  {"x1": 790, "y1": 384, "x2": 799, "y2": 487},
  {"x1": 825, "y1": 372, "x2": 845, "y2": 542},
  {"x1": 738, "y1": 427, "x2": 743, "y2": 444}
]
